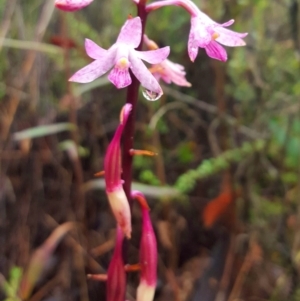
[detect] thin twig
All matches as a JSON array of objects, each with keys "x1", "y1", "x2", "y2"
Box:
[
  {"x1": 28, "y1": 275, "x2": 60, "y2": 301},
  {"x1": 208, "y1": 118, "x2": 222, "y2": 157},
  {"x1": 215, "y1": 235, "x2": 235, "y2": 301},
  {"x1": 149, "y1": 101, "x2": 188, "y2": 130},
  {"x1": 162, "y1": 85, "x2": 267, "y2": 139},
  {"x1": 228, "y1": 240, "x2": 255, "y2": 301}
]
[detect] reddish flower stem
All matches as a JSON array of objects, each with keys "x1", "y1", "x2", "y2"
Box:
[{"x1": 122, "y1": 2, "x2": 148, "y2": 205}]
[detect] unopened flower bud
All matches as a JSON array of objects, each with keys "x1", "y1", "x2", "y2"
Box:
[
  {"x1": 104, "y1": 104, "x2": 132, "y2": 238},
  {"x1": 132, "y1": 191, "x2": 157, "y2": 301},
  {"x1": 55, "y1": 0, "x2": 93, "y2": 11},
  {"x1": 106, "y1": 226, "x2": 126, "y2": 301}
]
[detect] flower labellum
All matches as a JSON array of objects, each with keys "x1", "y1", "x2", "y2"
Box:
[
  {"x1": 104, "y1": 104, "x2": 132, "y2": 238},
  {"x1": 69, "y1": 17, "x2": 170, "y2": 99},
  {"x1": 55, "y1": 0, "x2": 93, "y2": 11},
  {"x1": 106, "y1": 226, "x2": 126, "y2": 301},
  {"x1": 132, "y1": 191, "x2": 157, "y2": 301}
]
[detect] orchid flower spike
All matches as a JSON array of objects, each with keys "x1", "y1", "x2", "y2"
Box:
[
  {"x1": 70, "y1": 17, "x2": 170, "y2": 99},
  {"x1": 132, "y1": 191, "x2": 157, "y2": 301},
  {"x1": 146, "y1": 0, "x2": 247, "y2": 62},
  {"x1": 144, "y1": 35, "x2": 191, "y2": 87},
  {"x1": 104, "y1": 104, "x2": 132, "y2": 238},
  {"x1": 55, "y1": 0, "x2": 93, "y2": 11},
  {"x1": 106, "y1": 226, "x2": 126, "y2": 301}
]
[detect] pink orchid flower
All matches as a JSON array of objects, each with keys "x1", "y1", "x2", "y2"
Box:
[
  {"x1": 104, "y1": 104, "x2": 132, "y2": 239},
  {"x1": 143, "y1": 35, "x2": 191, "y2": 87},
  {"x1": 146, "y1": 0, "x2": 247, "y2": 62},
  {"x1": 188, "y1": 14, "x2": 247, "y2": 62},
  {"x1": 55, "y1": 0, "x2": 93, "y2": 11},
  {"x1": 132, "y1": 191, "x2": 157, "y2": 301},
  {"x1": 106, "y1": 226, "x2": 126, "y2": 301},
  {"x1": 70, "y1": 17, "x2": 170, "y2": 98},
  {"x1": 150, "y1": 59, "x2": 191, "y2": 87}
]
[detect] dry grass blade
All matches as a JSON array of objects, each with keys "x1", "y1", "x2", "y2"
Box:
[
  {"x1": 18, "y1": 222, "x2": 74, "y2": 300},
  {"x1": 0, "y1": 0, "x2": 55, "y2": 143}
]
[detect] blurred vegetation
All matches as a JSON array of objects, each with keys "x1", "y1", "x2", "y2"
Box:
[{"x1": 1, "y1": 0, "x2": 300, "y2": 301}]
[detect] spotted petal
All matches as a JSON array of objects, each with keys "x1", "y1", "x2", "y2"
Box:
[
  {"x1": 136, "y1": 46, "x2": 170, "y2": 64},
  {"x1": 215, "y1": 32, "x2": 247, "y2": 47},
  {"x1": 191, "y1": 17, "x2": 211, "y2": 47},
  {"x1": 187, "y1": 34, "x2": 199, "y2": 62},
  {"x1": 116, "y1": 17, "x2": 142, "y2": 48},
  {"x1": 215, "y1": 27, "x2": 248, "y2": 47},
  {"x1": 85, "y1": 39, "x2": 108, "y2": 59},
  {"x1": 129, "y1": 52, "x2": 162, "y2": 98},
  {"x1": 69, "y1": 48, "x2": 116, "y2": 83}
]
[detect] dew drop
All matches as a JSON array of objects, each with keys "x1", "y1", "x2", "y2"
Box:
[{"x1": 142, "y1": 89, "x2": 162, "y2": 101}]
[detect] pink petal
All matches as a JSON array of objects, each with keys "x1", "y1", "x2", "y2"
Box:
[
  {"x1": 107, "y1": 226, "x2": 126, "y2": 300},
  {"x1": 131, "y1": 191, "x2": 157, "y2": 287},
  {"x1": 104, "y1": 104, "x2": 132, "y2": 193},
  {"x1": 205, "y1": 41, "x2": 227, "y2": 62},
  {"x1": 139, "y1": 208, "x2": 157, "y2": 286},
  {"x1": 188, "y1": 33, "x2": 199, "y2": 62},
  {"x1": 153, "y1": 60, "x2": 191, "y2": 87},
  {"x1": 85, "y1": 39, "x2": 107, "y2": 59},
  {"x1": 121, "y1": 103, "x2": 132, "y2": 125},
  {"x1": 164, "y1": 62, "x2": 191, "y2": 87},
  {"x1": 160, "y1": 74, "x2": 172, "y2": 84},
  {"x1": 170, "y1": 74, "x2": 191, "y2": 87},
  {"x1": 116, "y1": 17, "x2": 142, "y2": 48},
  {"x1": 173, "y1": 63, "x2": 185, "y2": 71},
  {"x1": 215, "y1": 31, "x2": 247, "y2": 47},
  {"x1": 69, "y1": 48, "x2": 116, "y2": 83},
  {"x1": 55, "y1": 0, "x2": 93, "y2": 11},
  {"x1": 197, "y1": 10, "x2": 215, "y2": 25},
  {"x1": 107, "y1": 189, "x2": 132, "y2": 239},
  {"x1": 220, "y1": 19, "x2": 235, "y2": 27},
  {"x1": 129, "y1": 51, "x2": 163, "y2": 99},
  {"x1": 191, "y1": 17, "x2": 211, "y2": 47},
  {"x1": 136, "y1": 47, "x2": 170, "y2": 64},
  {"x1": 108, "y1": 67, "x2": 132, "y2": 89},
  {"x1": 215, "y1": 26, "x2": 248, "y2": 38}
]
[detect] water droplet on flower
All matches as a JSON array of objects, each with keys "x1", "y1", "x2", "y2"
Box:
[{"x1": 142, "y1": 89, "x2": 162, "y2": 101}]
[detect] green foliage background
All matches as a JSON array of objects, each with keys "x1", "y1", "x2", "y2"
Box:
[{"x1": 1, "y1": 0, "x2": 300, "y2": 300}]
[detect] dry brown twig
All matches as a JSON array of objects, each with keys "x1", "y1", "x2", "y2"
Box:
[
  {"x1": 162, "y1": 85, "x2": 267, "y2": 140},
  {"x1": 0, "y1": 0, "x2": 55, "y2": 144},
  {"x1": 228, "y1": 237, "x2": 262, "y2": 301}
]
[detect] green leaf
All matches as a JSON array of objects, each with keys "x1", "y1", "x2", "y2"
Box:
[
  {"x1": 13, "y1": 123, "x2": 76, "y2": 141},
  {"x1": 82, "y1": 179, "x2": 182, "y2": 199},
  {"x1": 0, "y1": 39, "x2": 62, "y2": 54},
  {"x1": 139, "y1": 170, "x2": 161, "y2": 186},
  {"x1": 177, "y1": 143, "x2": 194, "y2": 164}
]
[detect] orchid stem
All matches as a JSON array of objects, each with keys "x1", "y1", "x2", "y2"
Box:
[
  {"x1": 122, "y1": 3, "x2": 148, "y2": 205},
  {"x1": 121, "y1": 6, "x2": 148, "y2": 301}
]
